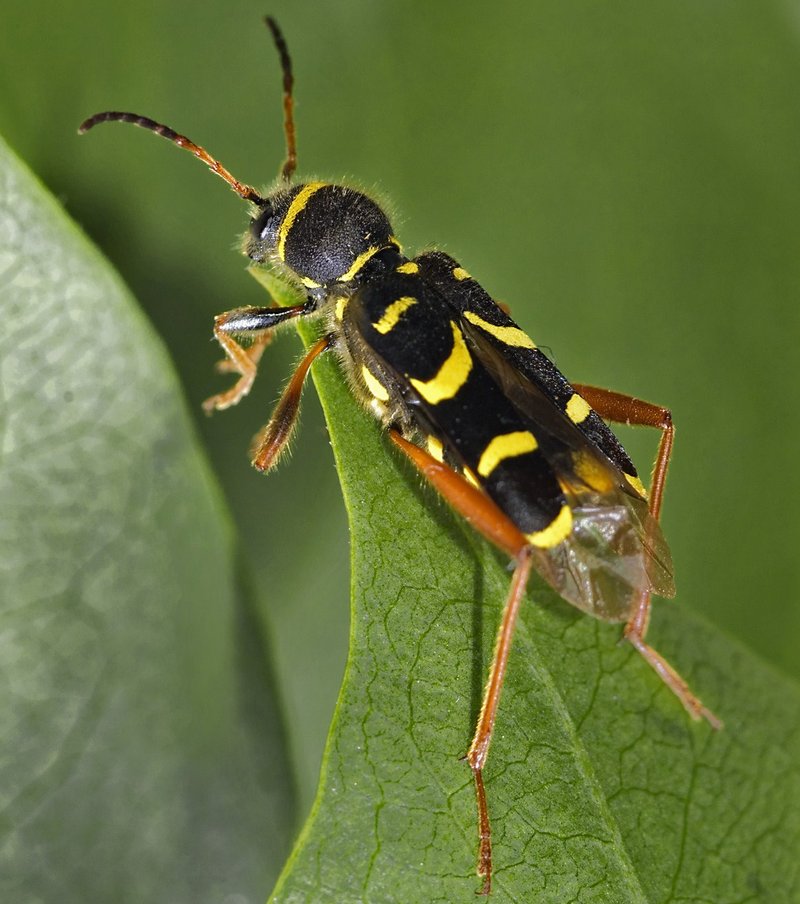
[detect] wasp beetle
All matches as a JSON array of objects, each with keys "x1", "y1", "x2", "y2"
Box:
[{"x1": 80, "y1": 17, "x2": 721, "y2": 894}]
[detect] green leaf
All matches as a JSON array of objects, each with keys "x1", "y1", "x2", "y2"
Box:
[
  {"x1": 270, "y1": 325, "x2": 800, "y2": 902},
  {"x1": 4, "y1": 6, "x2": 798, "y2": 900},
  {"x1": 3, "y1": 0, "x2": 799, "y2": 829},
  {"x1": 0, "y1": 136, "x2": 294, "y2": 903}
]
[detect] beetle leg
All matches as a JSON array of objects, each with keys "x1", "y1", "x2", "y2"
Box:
[
  {"x1": 250, "y1": 335, "x2": 332, "y2": 472},
  {"x1": 203, "y1": 302, "x2": 312, "y2": 412},
  {"x1": 390, "y1": 429, "x2": 535, "y2": 896},
  {"x1": 571, "y1": 384, "x2": 721, "y2": 729}
]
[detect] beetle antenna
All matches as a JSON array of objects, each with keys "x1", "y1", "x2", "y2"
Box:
[
  {"x1": 265, "y1": 16, "x2": 298, "y2": 183},
  {"x1": 78, "y1": 112, "x2": 265, "y2": 204}
]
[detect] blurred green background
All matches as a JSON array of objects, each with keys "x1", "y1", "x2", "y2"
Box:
[{"x1": 3, "y1": 0, "x2": 799, "y2": 894}]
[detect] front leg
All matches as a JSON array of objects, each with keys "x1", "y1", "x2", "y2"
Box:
[{"x1": 203, "y1": 301, "x2": 313, "y2": 412}]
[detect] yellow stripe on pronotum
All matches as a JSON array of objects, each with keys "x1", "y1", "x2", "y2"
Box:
[
  {"x1": 276, "y1": 181, "x2": 326, "y2": 261},
  {"x1": 338, "y1": 245, "x2": 383, "y2": 282}
]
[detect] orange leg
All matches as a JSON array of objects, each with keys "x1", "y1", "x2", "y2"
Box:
[
  {"x1": 390, "y1": 430, "x2": 533, "y2": 896},
  {"x1": 202, "y1": 302, "x2": 310, "y2": 413},
  {"x1": 251, "y1": 336, "x2": 331, "y2": 472},
  {"x1": 214, "y1": 331, "x2": 272, "y2": 376},
  {"x1": 572, "y1": 384, "x2": 721, "y2": 729}
]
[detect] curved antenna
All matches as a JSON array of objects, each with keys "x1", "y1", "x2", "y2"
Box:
[
  {"x1": 78, "y1": 112, "x2": 265, "y2": 204},
  {"x1": 265, "y1": 16, "x2": 298, "y2": 183}
]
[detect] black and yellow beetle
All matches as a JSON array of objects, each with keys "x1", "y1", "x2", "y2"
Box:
[{"x1": 79, "y1": 17, "x2": 721, "y2": 895}]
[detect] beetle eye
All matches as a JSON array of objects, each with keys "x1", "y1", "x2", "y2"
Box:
[{"x1": 251, "y1": 201, "x2": 275, "y2": 241}]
